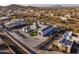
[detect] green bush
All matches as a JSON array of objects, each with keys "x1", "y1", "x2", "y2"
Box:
[{"x1": 74, "y1": 29, "x2": 79, "y2": 34}]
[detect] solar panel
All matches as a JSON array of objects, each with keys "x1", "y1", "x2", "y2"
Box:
[
  {"x1": 48, "y1": 29, "x2": 56, "y2": 35},
  {"x1": 7, "y1": 20, "x2": 26, "y2": 29},
  {"x1": 67, "y1": 41, "x2": 72, "y2": 45},
  {"x1": 64, "y1": 32, "x2": 72, "y2": 40},
  {"x1": 43, "y1": 27, "x2": 54, "y2": 36},
  {"x1": 49, "y1": 28, "x2": 58, "y2": 35},
  {"x1": 60, "y1": 39, "x2": 72, "y2": 46},
  {"x1": 42, "y1": 25, "x2": 52, "y2": 31},
  {"x1": 64, "y1": 34, "x2": 68, "y2": 40},
  {"x1": 64, "y1": 40, "x2": 70, "y2": 45},
  {"x1": 60, "y1": 39, "x2": 66, "y2": 44},
  {"x1": 60, "y1": 38, "x2": 72, "y2": 46}
]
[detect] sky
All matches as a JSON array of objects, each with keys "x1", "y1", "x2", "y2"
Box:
[{"x1": 0, "y1": 0, "x2": 79, "y2": 6}]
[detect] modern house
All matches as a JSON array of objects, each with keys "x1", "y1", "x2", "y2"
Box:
[
  {"x1": 5, "y1": 19, "x2": 27, "y2": 30},
  {"x1": 0, "y1": 17, "x2": 11, "y2": 24}
]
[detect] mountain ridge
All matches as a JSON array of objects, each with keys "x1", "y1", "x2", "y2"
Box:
[{"x1": 0, "y1": 4, "x2": 79, "y2": 11}]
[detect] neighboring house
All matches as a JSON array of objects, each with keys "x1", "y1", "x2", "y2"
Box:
[
  {"x1": 58, "y1": 31, "x2": 79, "y2": 53},
  {"x1": 60, "y1": 16, "x2": 67, "y2": 21},
  {"x1": 5, "y1": 19, "x2": 26, "y2": 29},
  {"x1": 0, "y1": 17, "x2": 11, "y2": 24}
]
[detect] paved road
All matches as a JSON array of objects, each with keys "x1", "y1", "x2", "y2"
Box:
[{"x1": 3, "y1": 29, "x2": 39, "y2": 54}]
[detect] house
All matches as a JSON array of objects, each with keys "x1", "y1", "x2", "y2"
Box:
[
  {"x1": 58, "y1": 31, "x2": 79, "y2": 53},
  {"x1": 29, "y1": 21, "x2": 46, "y2": 32},
  {"x1": 64, "y1": 14, "x2": 71, "y2": 18},
  {"x1": 22, "y1": 20, "x2": 48, "y2": 36},
  {"x1": 5, "y1": 19, "x2": 27, "y2": 30},
  {"x1": 22, "y1": 26, "x2": 31, "y2": 33},
  {"x1": 60, "y1": 16, "x2": 67, "y2": 21},
  {"x1": 0, "y1": 17, "x2": 11, "y2": 24}
]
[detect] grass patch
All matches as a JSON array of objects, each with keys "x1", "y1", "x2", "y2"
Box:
[{"x1": 29, "y1": 32, "x2": 38, "y2": 36}]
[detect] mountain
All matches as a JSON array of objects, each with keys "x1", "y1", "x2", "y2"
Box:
[
  {"x1": 0, "y1": 4, "x2": 79, "y2": 11},
  {"x1": 3, "y1": 4, "x2": 26, "y2": 11},
  {"x1": 0, "y1": 4, "x2": 66, "y2": 11},
  {"x1": 0, "y1": 4, "x2": 36, "y2": 11},
  {"x1": 0, "y1": 6, "x2": 4, "y2": 10}
]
